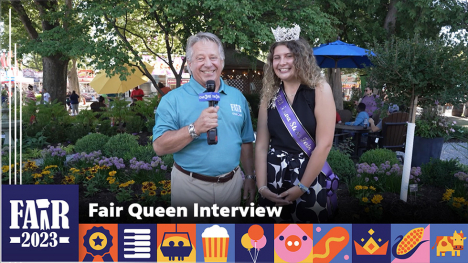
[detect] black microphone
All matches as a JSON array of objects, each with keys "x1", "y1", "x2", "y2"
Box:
[{"x1": 206, "y1": 80, "x2": 218, "y2": 145}]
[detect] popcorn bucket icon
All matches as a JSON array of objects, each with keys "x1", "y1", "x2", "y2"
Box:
[{"x1": 202, "y1": 225, "x2": 230, "y2": 262}]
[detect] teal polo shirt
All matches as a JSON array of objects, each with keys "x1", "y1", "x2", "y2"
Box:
[{"x1": 153, "y1": 77, "x2": 255, "y2": 176}]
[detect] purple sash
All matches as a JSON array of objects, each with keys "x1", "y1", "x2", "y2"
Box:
[{"x1": 275, "y1": 89, "x2": 339, "y2": 215}]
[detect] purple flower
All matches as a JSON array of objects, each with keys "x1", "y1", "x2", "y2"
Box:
[
  {"x1": 357, "y1": 174, "x2": 361, "y2": 178},
  {"x1": 365, "y1": 177, "x2": 369, "y2": 182},
  {"x1": 435, "y1": 100, "x2": 439, "y2": 105},
  {"x1": 374, "y1": 177, "x2": 379, "y2": 181}
]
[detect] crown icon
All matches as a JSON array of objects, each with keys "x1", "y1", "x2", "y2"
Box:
[
  {"x1": 271, "y1": 24, "x2": 301, "y2": 42},
  {"x1": 354, "y1": 228, "x2": 389, "y2": 255}
]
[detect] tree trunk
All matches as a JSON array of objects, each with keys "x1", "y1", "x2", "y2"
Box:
[
  {"x1": 327, "y1": 68, "x2": 343, "y2": 110},
  {"x1": 43, "y1": 55, "x2": 69, "y2": 105},
  {"x1": 67, "y1": 59, "x2": 80, "y2": 95},
  {"x1": 384, "y1": 0, "x2": 399, "y2": 38}
]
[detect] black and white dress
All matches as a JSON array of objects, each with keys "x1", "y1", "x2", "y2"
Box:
[{"x1": 258, "y1": 85, "x2": 329, "y2": 223}]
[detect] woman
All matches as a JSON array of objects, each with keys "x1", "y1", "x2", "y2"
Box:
[
  {"x1": 25, "y1": 85, "x2": 36, "y2": 102},
  {"x1": 70, "y1": 90, "x2": 80, "y2": 116},
  {"x1": 356, "y1": 86, "x2": 378, "y2": 117},
  {"x1": 255, "y1": 27, "x2": 336, "y2": 223}
]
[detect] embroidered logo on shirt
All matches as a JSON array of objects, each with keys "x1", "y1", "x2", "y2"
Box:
[{"x1": 230, "y1": 104, "x2": 242, "y2": 117}]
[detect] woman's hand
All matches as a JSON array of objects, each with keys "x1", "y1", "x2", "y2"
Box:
[
  {"x1": 260, "y1": 188, "x2": 292, "y2": 206},
  {"x1": 278, "y1": 186, "x2": 304, "y2": 202}
]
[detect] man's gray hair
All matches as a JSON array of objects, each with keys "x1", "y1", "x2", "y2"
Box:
[{"x1": 186, "y1": 32, "x2": 225, "y2": 74}]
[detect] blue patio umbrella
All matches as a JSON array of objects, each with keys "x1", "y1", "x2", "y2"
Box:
[{"x1": 313, "y1": 40, "x2": 374, "y2": 69}]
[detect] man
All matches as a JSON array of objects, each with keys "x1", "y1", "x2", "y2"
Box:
[
  {"x1": 130, "y1": 86, "x2": 144, "y2": 101},
  {"x1": 157, "y1": 82, "x2": 172, "y2": 99},
  {"x1": 369, "y1": 104, "x2": 399, "y2": 132},
  {"x1": 42, "y1": 88, "x2": 51, "y2": 104},
  {"x1": 345, "y1": 103, "x2": 369, "y2": 127},
  {"x1": 153, "y1": 32, "x2": 256, "y2": 223},
  {"x1": 90, "y1": 96, "x2": 106, "y2": 112}
]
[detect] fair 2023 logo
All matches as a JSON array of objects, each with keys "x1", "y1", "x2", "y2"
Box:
[{"x1": 2, "y1": 185, "x2": 79, "y2": 261}]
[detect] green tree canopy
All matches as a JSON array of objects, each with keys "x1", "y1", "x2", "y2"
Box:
[
  {"x1": 79, "y1": 0, "x2": 338, "y2": 88},
  {"x1": 368, "y1": 35, "x2": 468, "y2": 122}
]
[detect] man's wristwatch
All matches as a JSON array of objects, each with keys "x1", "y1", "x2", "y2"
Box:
[
  {"x1": 188, "y1": 123, "x2": 199, "y2": 139},
  {"x1": 245, "y1": 175, "x2": 256, "y2": 181}
]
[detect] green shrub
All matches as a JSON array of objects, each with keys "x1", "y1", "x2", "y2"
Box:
[
  {"x1": 343, "y1": 101, "x2": 355, "y2": 112},
  {"x1": 125, "y1": 116, "x2": 146, "y2": 134},
  {"x1": 127, "y1": 143, "x2": 156, "y2": 163},
  {"x1": 420, "y1": 158, "x2": 460, "y2": 187},
  {"x1": 327, "y1": 148, "x2": 356, "y2": 179},
  {"x1": 103, "y1": 133, "x2": 139, "y2": 161},
  {"x1": 161, "y1": 153, "x2": 174, "y2": 172},
  {"x1": 359, "y1": 148, "x2": 399, "y2": 166},
  {"x1": 75, "y1": 133, "x2": 110, "y2": 154},
  {"x1": 97, "y1": 120, "x2": 118, "y2": 136},
  {"x1": 67, "y1": 123, "x2": 94, "y2": 144},
  {"x1": 244, "y1": 93, "x2": 260, "y2": 119}
]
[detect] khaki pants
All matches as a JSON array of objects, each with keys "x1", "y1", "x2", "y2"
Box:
[{"x1": 170, "y1": 165, "x2": 243, "y2": 223}]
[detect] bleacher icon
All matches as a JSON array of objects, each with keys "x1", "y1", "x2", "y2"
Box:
[
  {"x1": 2, "y1": 185, "x2": 79, "y2": 262},
  {"x1": 432, "y1": 231, "x2": 466, "y2": 257}
]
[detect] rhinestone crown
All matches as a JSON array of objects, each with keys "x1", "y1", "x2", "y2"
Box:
[{"x1": 271, "y1": 24, "x2": 301, "y2": 42}]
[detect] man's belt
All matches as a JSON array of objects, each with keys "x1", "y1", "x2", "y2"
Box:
[{"x1": 174, "y1": 163, "x2": 238, "y2": 183}]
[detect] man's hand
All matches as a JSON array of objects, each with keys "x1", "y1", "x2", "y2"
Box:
[
  {"x1": 243, "y1": 178, "x2": 256, "y2": 204},
  {"x1": 368, "y1": 118, "x2": 375, "y2": 125},
  {"x1": 194, "y1": 106, "x2": 219, "y2": 134}
]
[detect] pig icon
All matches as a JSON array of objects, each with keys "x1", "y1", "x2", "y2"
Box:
[{"x1": 275, "y1": 224, "x2": 313, "y2": 262}]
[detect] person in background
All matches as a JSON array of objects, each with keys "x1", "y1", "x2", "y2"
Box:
[
  {"x1": 70, "y1": 90, "x2": 80, "y2": 116},
  {"x1": 255, "y1": 26, "x2": 335, "y2": 223},
  {"x1": 356, "y1": 86, "x2": 378, "y2": 117},
  {"x1": 336, "y1": 111, "x2": 342, "y2": 124},
  {"x1": 345, "y1": 103, "x2": 369, "y2": 127},
  {"x1": 25, "y1": 85, "x2": 36, "y2": 103},
  {"x1": 90, "y1": 96, "x2": 107, "y2": 112},
  {"x1": 66, "y1": 91, "x2": 72, "y2": 113},
  {"x1": 368, "y1": 104, "x2": 400, "y2": 132},
  {"x1": 130, "y1": 86, "x2": 145, "y2": 101},
  {"x1": 42, "y1": 88, "x2": 51, "y2": 104},
  {"x1": 153, "y1": 32, "x2": 255, "y2": 223},
  {"x1": 157, "y1": 82, "x2": 172, "y2": 98}
]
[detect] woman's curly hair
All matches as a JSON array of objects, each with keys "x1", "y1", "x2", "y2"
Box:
[{"x1": 261, "y1": 38, "x2": 324, "y2": 107}]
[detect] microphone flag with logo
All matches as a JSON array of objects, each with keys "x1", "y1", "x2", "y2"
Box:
[{"x1": 205, "y1": 80, "x2": 218, "y2": 144}]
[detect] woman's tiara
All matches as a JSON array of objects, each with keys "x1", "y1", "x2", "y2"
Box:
[{"x1": 271, "y1": 24, "x2": 301, "y2": 42}]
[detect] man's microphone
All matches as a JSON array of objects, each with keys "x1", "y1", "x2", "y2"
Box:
[{"x1": 206, "y1": 80, "x2": 218, "y2": 145}]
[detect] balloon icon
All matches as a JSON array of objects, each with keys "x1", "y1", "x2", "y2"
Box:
[
  {"x1": 241, "y1": 233, "x2": 254, "y2": 250},
  {"x1": 248, "y1": 225, "x2": 264, "y2": 241},
  {"x1": 251, "y1": 235, "x2": 266, "y2": 250}
]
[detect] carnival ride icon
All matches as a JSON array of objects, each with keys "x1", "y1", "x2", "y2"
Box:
[
  {"x1": 354, "y1": 228, "x2": 389, "y2": 255},
  {"x1": 240, "y1": 225, "x2": 267, "y2": 263},
  {"x1": 392, "y1": 227, "x2": 428, "y2": 259},
  {"x1": 275, "y1": 224, "x2": 313, "y2": 262},
  {"x1": 160, "y1": 224, "x2": 193, "y2": 261},
  {"x1": 83, "y1": 226, "x2": 114, "y2": 262}
]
